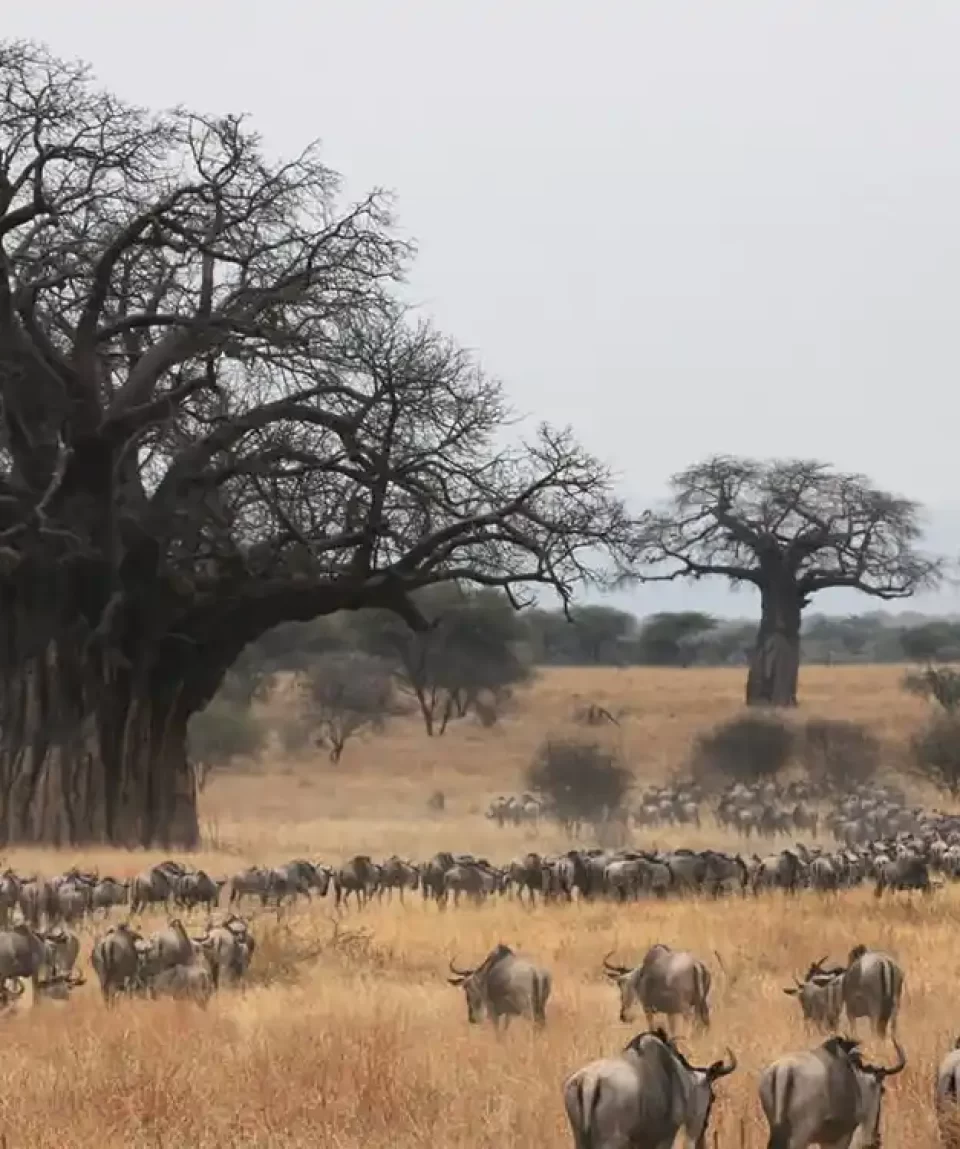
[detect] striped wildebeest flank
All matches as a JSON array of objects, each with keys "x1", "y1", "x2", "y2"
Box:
[
  {"x1": 173, "y1": 869, "x2": 224, "y2": 912},
  {"x1": 936, "y1": 1037, "x2": 960, "y2": 1148},
  {"x1": 802, "y1": 945, "x2": 904, "y2": 1038},
  {"x1": 603, "y1": 944, "x2": 712, "y2": 1032},
  {"x1": 194, "y1": 915, "x2": 255, "y2": 987},
  {"x1": 130, "y1": 861, "x2": 187, "y2": 914},
  {"x1": 40, "y1": 926, "x2": 80, "y2": 977},
  {"x1": 562, "y1": 1027, "x2": 736, "y2": 1149},
  {"x1": 0, "y1": 923, "x2": 54, "y2": 992},
  {"x1": 378, "y1": 856, "x2": 419, "y2": 903},
  {"x1": 758, "y1": 1035, "x2": 905, "y2": 1149},
  {"x1": 783, "y1": 957, "x2": 844, "y2": 1031},
  {"x1": 447, "y1": 943, "x2": 551, "y2": 1029}
]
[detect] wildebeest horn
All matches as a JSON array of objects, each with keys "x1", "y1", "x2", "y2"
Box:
[
  {"x1": 6, "y1": 978, "x2": 24, "y2": 997},
  {"x1": 860, "y1": 1038, "x2": 907, "y2": 1078},
  {"x1": 448, "y1": 956, "x2": 473, "y2": 978},
  {"x1": 602, "y1": 951, "x2": 630, "y2": 976},
  {"x1": 707, "y1": 1048, "x2": 738, "y2": 1079}
]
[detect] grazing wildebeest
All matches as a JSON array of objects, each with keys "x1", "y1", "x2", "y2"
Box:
[
  {"x1": 759, "y1": 1035, "x2": 905, "y2": 1149},
  {"x1": 563, "y1": 1027, "x2": 737, "y2": 1149},
  {"x1": 447, "y1": 943, "x2": 551, "y2": 1029},
  {"x1": 0, "y1": 923, "x2": 52, "y2": 991},
  {"x1": 130, "y1": 863, "x2": 183, "y2": 914},
  {"x1": 603, "y1": 944, "x2": 711, "y2": 1032},
  {"x1": 334, "y1": 856, "x2": 379, "y2": 908},
  {"x1": 936, "y1": 1037, "x2": 960, "y2": 1147},
  {"x1": 0, "y1": 869, "x2": 21, "y2": 926},
  {"x1": 41, "y1": 926, "x2": 80, "y2": 976},
  {"x1": 379, "y1": 857, "x2": 419, "y2": 903},
  {"x1": 874, "y1": 854, "x2": 931, "y2": 896},
  {"x1": 195, "y1": 915, "x2": 255, "y2": 987},
  {"x1": 174, "y1": 870, "x2": 223, "y2": 912},
  {"x1": 91, "y1": 877, "x2": 129, "y2": 915},
  {"x1": 138, "y1": 919, "x2": 195, "y2": 976},
  {"x1": 809, "y1": 945, "x2": 904, "y2": 1038},
  {"x1": 91, "y1": 923, "x2": 145, "y2": 1001},
  {"x1": 146, "y1": 962, "x2": 215, "y2": 1007}
]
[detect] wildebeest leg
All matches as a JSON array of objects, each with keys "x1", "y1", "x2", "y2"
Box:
[{"x1": 644, "y1": 1009, "x2": 656, "y2": 1031}]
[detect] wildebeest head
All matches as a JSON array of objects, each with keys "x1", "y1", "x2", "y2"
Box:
[
  {"x1": 602, "y1": 952, "x2": 640, "y2": 1023},
  {"x1": 623, "y1": 1028, "x2": 736, "y2": 1147},
  {"x1": 829, "y1": 1036, "x2": 906, "y2": 1149},
  {"x1": 783, "y1": 969, "x2": 843, "y2": 1028},
  {"x1": 447, "y1": 945, "x2": 513, "y2": 1024}
]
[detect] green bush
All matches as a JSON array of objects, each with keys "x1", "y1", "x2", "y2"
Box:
[
  {"x1": 526, "y1": 737, "x2": 631, "y2": 824},
  {"x1": 691, "y1": 714, "x2": 794, "y2": 785},
  {"x1": 799, "y1": 718, "x2": 880, "y2": 788}
]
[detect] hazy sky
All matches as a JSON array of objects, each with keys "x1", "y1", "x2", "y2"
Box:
[{"x1": 8, "y1": 1, "x2": 960, "y2": 614}]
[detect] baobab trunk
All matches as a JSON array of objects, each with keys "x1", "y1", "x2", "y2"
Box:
[
  {"x1": 0, "y1": 625, "x2": 199, "y2": 846},
  {"x1": 745, "y1": 584, "x2": 802, "y2": 707}
]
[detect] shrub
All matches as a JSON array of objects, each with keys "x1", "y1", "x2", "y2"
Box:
[
  {"x1": 299, "y1": 651, "x2": 395, "y2": 763},
  {"x1": 911, "y1": 713, "x2": 960, "y2": 797},
  {"x1": 798, "y1": 718, "x2": 880, "y2": 789},
  {"x1": 902, "y1": 666, "x2": 960, "y2": 713},
  {"x1": 526, "y1": 737, "x2": 632, "y2": 825},
  {"x1": 187, "y1": 698, "x2": 265, "y2": 790},
  {"x1": 691, "y1": 714, "x2": 794, "y2": 786}
]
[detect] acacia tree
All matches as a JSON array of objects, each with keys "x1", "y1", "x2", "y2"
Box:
[
  {"x1": 634, "y1": 456, "x2": 940, "y2": 706},
  {"x1": 0, "y1": 43, "x2": 633, "y2": 846}
]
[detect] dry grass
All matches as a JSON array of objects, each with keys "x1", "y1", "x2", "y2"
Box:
[{"x1": 0, "y1": 663, "x2": 952, "y2": 1148}]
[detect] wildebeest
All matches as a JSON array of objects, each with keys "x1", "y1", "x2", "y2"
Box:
[
  {"x1": 603, "y1": 944, "x2": 711, "y2": 1032},
  {"x1": 447, "y1": 943, "x2": 551, "y2": 1029},
  {"x1": 563, "y1": 1027, "x2": 736, "y2": 1149},
  {"x1": 91, "y1": 923, "x2": 146, "y2": 1001},
  {"x1": 804, "y1": 945, "x2": 904, "y2": 1038},
  {"x1": 334, "y1": 856, "x2": 379, "y2": 909},
  {"x1": 874, "y1": 854, "x2": 931, "y2": 897},
  {"x1": 130, "y1": 862, "x2": 185, "y2": 913},
  {"x1": 41, "y1": 926, "x2": 80, "y2": 976},
  {"x1": 937, "y1": 1037, "x2": 960, "y2": 1147},
  {"x1": 379, "y1": 856, "x2": 419, "y2": 903},
  {"x1": 146, "y1": 961, "x2": 215, "y2": 1007},
  {"x1": 759, "y1": 1035, "x2": 905, "y2": 1149},
  {"x1": 137, "y1": 919, "x2": 195, "y2": 976},
  {"x1": 196, "y1": 915, "x2": 255, "y2": 987},
  {"x1": 174, "y1": 870, "x2": 223, "y2": 912},
  {"x1": 0, "y1": 923, "x2": 52, "y2": 991},
  {"x1": 91, "y1": 877, "x2": 129, "y2": 915}
]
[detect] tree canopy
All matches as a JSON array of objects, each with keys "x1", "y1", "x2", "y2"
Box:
[
  {"x1": 0, "y1": 42, "x2": 634, "y2": 845},
  {"x1": 634, "y1": 456, "x2": 941, "y2": 704}
]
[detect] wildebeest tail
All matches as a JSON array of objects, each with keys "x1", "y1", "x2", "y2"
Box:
[
  {"x1": 531, "y1": 971, "x2": 549, "y2": 1027},
  {"x1": 766, "y1": 1068, "x2": 795, "y2": 1149},
  {"x1": 568, "y1": 1075, "x2": 603, "y2": 1149},
  {"x1": 877, "y1": 958, "x2": 898, "y2": 1035},
  {"x1": 693, "y1": 961, "x2": 711, "y2": 1027}
]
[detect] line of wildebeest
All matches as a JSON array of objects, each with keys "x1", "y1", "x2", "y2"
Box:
[{"x1": 451, "y1": 939, "x2": 960, "y2": 1149}]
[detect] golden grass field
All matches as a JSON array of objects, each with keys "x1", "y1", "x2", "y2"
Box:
[{"x1": 0, "y1": 663, "x2": 954, "y2": 1148}]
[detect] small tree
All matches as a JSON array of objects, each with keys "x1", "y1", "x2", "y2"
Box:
[
  {"x1": 691, "y1": 714, "x2": 794, "y2": 786},
  {"x1": 798, "y1": 719, "x2": 880, "y2": 789},
  {"x1": 299, "y1": 652, "x2": 394, "y2": 763},
  {"x1": 187, "y1": 698, "x2": 265, "y2": 792},
  {"x1": 911, "y1": 714, "x2": 960, "y2": 797},
  {"x1": 634, "y1": 612, "x2": 717, "y2": 666},
  {"x1": 902, "y1": 666, "x2": 960, "y2": 713},
  {"x1": 526, "y1": 738, "x2": 632, "y2": 827}
]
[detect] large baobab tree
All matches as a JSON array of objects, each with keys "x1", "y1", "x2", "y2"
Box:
[
  {"x1": 634, "y1": 456, "x2": 940, "y2": 706},
  {"x1": 0, "y1": 42, "x2": 633, "y2": 846}
]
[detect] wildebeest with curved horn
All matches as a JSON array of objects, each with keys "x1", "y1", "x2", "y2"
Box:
[
  {"x1": 603, "y1": 944, "x2": 711, "y2": 1032},
  {"x1": 447, "y1": 943, "x2": 550, "y2": 1029},
  {"x1": 801, "y1": 945, "x2": 904, "y2": 1038},
  {"x1": 563, "y1": 1027, "x2": 736, "y2": 1149},
  {"x1": 759, "y1": 1035, "x2": 906, "y2": 1149}
]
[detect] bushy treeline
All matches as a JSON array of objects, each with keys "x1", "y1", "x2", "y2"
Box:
[{"x1": 245, "y1": 599, "x2": 960, "y2": 671}]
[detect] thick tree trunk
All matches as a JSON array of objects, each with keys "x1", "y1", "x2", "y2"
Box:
[
  {"x1": 745, "y1": 582, "x2": 802, "y2": 707},
  {"x1": 0, "y1": 631, "x2": 199, "y2": 847}
]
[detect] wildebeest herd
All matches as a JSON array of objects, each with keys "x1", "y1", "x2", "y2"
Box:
[
  {"x1": 451, "y1": 938, "x2": 960, "y2": 1148},
  {"x1": 2, "y1": 777, "x2": 960, "y2": 1145}
]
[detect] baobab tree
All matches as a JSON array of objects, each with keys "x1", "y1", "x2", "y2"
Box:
[
  {"x1": 634, "y1": 456, "x2": 940, "y2": 706},
  {"x1": 0, "y1": 42, "x2": 633, "y2": 846}
]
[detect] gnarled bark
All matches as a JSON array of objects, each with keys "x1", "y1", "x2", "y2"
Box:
[{"x1": 745, "y1": 584, "x2": 801, "y2": 707}]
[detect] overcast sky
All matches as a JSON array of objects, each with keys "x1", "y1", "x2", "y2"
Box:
[{"x1": 8, "y1": 1, "x2": 960, "y2": 615}]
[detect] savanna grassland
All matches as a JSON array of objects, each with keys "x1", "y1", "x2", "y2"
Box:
[{"x1": 0, "y1": 664, "x2": 954, "y2": 1149}]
